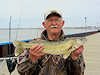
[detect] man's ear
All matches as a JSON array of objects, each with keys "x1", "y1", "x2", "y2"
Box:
[
  {"x1": 42, "y1": 21, "x2": 46, "y2": 28},
  {"x1": 62, "y1": 20, "x2": 64, "y2": 26}
]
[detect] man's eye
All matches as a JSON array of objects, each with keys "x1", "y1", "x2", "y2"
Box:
[{"x1": 56, "y1": 19, "x2": 59, "y2": 21}]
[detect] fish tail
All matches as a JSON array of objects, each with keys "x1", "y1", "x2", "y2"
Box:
[{"x1": 14, "y1": 41, "x2": 24, "y2": 56}]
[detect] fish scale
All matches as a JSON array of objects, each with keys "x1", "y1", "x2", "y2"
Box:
[{"x1": 14, "y1": 38, "x2": 86, "y2": 59}]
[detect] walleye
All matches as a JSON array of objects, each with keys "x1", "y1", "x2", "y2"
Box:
[{"x1": 14, "y1": 37, "x2": 86, "y2": 59}]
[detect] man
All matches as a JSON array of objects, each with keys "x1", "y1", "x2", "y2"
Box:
[{"x1": 17, "y1": 9, "x2": 85, "y2": 75}]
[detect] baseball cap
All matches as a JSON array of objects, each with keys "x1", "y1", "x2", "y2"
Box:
[{"x1": 44, "y1": 9, "x2": 62, "y2": 20}]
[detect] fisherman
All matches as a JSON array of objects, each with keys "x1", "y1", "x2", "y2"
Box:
[{"x1": 17, "y1": 9, "x2": 85, "y2": 75}]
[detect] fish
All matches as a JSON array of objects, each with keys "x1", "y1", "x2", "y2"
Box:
[{"x1": 14, "y1": 37, "x2": 86, "y2": 59}]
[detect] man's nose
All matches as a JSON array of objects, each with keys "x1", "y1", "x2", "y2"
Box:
[{"x1": 51, "y1": 21, "x2": 57, "y2": 25}]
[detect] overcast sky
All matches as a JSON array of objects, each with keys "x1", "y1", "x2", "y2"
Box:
[{"x1": 0, "y1": 0, "x2": 100, "y2": 28}]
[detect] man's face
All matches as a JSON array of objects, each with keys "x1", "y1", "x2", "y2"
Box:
[{"x1": 43, "y1": 16, "x2": 64, "y2": 34}]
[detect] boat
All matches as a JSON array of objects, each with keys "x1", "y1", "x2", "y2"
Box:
[{"x1": 0, "y1": 30, "x2": 100, "y2": 75}]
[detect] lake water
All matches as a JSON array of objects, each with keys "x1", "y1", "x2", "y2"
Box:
[{"x1": 0, "y1": 28, "x2": 97, "y2": 43}]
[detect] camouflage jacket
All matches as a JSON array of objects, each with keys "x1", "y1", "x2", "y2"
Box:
[{"x1": 17, "y1": 30, "x2": 85, "y2": 75}]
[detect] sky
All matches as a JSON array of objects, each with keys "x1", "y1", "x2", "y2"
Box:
[{"x1": 0, "y1": 0, "x2": 100, "y2": 28}]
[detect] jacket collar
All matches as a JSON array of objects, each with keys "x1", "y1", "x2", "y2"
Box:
[{"x1": 41, "y1": 29, "x2": 65, "y2": 41}]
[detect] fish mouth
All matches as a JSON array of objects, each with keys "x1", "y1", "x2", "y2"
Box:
[{"x1": 50, "y1": 25, "x2": 58, "y2": 28}]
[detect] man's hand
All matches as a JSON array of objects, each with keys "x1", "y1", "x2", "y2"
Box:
[
  {"x1": 71, "y1": 45, "x2": 84, "y2": 60},
  {"x1": 29, "y1": 44, "x2": 44, "y2": 62}
]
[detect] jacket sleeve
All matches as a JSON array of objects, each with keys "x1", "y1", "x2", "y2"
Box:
[
  {"x1": 17, "y1": 49, "x2": 38, "y2": 75},
  {"x1": 65, "y1": 53, "x2": 85, "y2": 75}
]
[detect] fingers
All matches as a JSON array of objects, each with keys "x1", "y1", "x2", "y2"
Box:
[
  {"x1": 76, "y1": 45, "x2": 84, "y2": 53},
  {"x1": 29, "y1": 44, "x2": 44, "y2": 56},
  {"x1": 29, "y1": 44, "x2": 44, "y2": 62},
  {"x1": 71, "y1": 45, "x2": 84, "y2": 60},
  {"x1": 72, "y1": 45, "x2": 84, "y2": 56},
  {"x1": 34, "y1": 44, "x2": 44, "y2": 53},
  {"x1": 30, "y1": 44, "x2": 40, "y2": 51},
  {"x1": 35, "y1": 52, "x2": 44, "y2": 56},
  {"x1": 33, "y1": 47, "x2": 44, "y2": 56},
  {"x1": 35, "y1": 46, "x2": 44, "y2": 54}
]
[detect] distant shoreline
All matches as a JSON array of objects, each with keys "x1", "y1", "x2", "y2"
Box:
[{"x1": 0, "y1": 26, "x2": 100, "y2": 30}]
